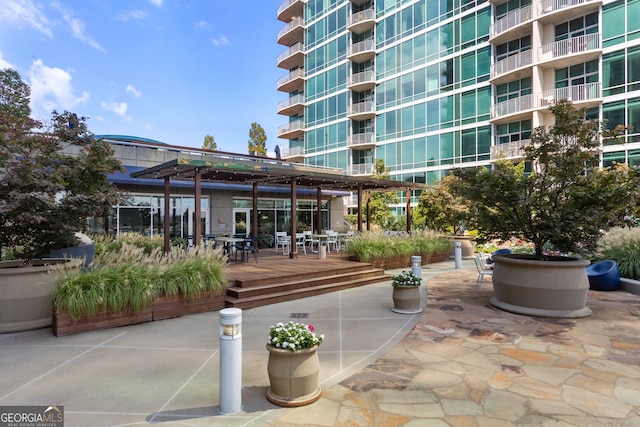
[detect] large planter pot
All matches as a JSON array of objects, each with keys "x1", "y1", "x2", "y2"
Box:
[
  {"x1": 391, "y1": 286, "x2": 422, "y2": 314},
  {"x1": 450, "y1": 236, "x2": 476, "y2": 259},
  {"x1": 0, "y1": 258, "x2": 82, "y2": 333},
  {"x1": 266, "y1": 344, "x2": 321, "y2": 407},
  {"x1": 491, "y1": 254, "x2": 592, "y2": 318}
]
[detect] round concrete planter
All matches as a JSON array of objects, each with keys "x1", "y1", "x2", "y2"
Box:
[
  {"x1": 0, "y1": 258, "x2": 82, "y2": 333},
  {"x1": 266, "y1": 345, "x2": 321, "y2": 407},
  {"x1": 491, "y1": 254, "x2": 592, "y2": 318},
  {"x1": 391, "y1": 286, "x2": 422, "y2": 314},
  {"x1": 450, "y1": 236, "x2": 476, "y2": 259}
]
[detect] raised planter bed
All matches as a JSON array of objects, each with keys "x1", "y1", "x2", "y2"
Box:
[
  {"x1": 53, "y1": 307, "x2": 153, "y2": 337},
  {"x1": 53, "y1": 289, "x2": 227, "y2": 336},
  {"x1": 349, "y1": 252, "x2": 449, "y2": 270},
  {"x1": 152, "y1": 289, "x2": 226, "y2": 320}
]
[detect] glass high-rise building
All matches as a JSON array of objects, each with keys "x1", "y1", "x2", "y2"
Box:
[{"x1": 276, "y1": 0, "x2": 640, "y2": 215}]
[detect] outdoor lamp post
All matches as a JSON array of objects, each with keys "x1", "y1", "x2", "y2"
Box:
[{"x1": 219, "y1": 308, "x2": 242, "y2": 414}]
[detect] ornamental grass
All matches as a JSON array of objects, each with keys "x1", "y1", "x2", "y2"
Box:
[
  {"x1": 594, "y1": 226, "x2": 640, "y2": 281},
  {"x1": 346, "y1": 230, "x2": 450, "y2": 262}
]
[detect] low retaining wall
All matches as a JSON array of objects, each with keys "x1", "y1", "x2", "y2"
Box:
[{"x1": 620, "y1": 278, "x2": 640, "y2": 295}]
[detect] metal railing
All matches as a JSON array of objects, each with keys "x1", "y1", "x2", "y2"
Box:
[
  {"x1": 539, "y1": 33, "x2": 600, "y2": 59},
  {"x1": 539, "y1": 82, "x2": 601, "y2": 107},
  {"x1": 491, "y1": 50, "x2": 533, "y2": 79},
  {"x1": 278, "y1": 42, "x2": 304, "y2": 64},
  {"x1": 348, "y1": 101, "x2": 375, "y2": 116},
  {"x1": 277, "y1": 93, "x2": 305, "y2": 112},
  {"x1": 277, "y1": 0, "x2": 307, "y2": 17},
  {"x1": 278, "y1": 16, "x2": 304, "y2": 41},
  {"x1": 347, "y1": 8, "x2": 375, "y2": 27},
  {"x1": 347, "y1": 39, "x2": 375, "y2": 57},
  {"x1": 277, "y1": 68, "x2": 304, "y2": 88},
  {"x1": 539, "y1": 0, "x2": 597, "y2": 14},
  {"x1": 490, "y1": 5, "x2": 532, "y2": 38},
  {"x1": 491, "y1": 94, "x2": 533, "y2": 119},
  {"x1": 347, "y1": 132, "x2": 375, "y2": 147},
  {"x1": 490, "y1": 139, "x2": 531, "y2": 160}
]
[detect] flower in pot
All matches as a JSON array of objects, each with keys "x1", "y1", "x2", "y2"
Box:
[
  {"x1": 391, "y1": 271, "x2": 423, "y2": 314},
  {"x1": 0, "y1": 69, "x2": 123, "y2": 332},
  {"x1": 450, "y1": 100, "x2": 640, "y2": 318},
  {"x1": 266, "y1": 321, "x2": 324, "y2": 407}
]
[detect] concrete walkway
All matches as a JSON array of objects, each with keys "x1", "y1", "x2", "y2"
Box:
[{"x1": 1, "y1": 260, "x2": 639, "y2": 426}]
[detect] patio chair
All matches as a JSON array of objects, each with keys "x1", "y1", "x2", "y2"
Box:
[
  {"x1": 474, "y1": 254, "x2": 493, "y2": 289},
  {"x1": 326, "y1": 231, "x2": 339, "y2": 252},
  {"x1": 295, "y1": 233, "x2": 306, "y2": 254},
  {"x1": 587, "y1": 260, "x2": 620, "y2": 291},
  {"x1": 235, "y1": 236, "x2": 258, "y2": 263},
  {"x1": 275, "y1": 231, "x2": 290, "y2": 255},
  {"x1": 303, "y1": 230, "x2": 318, "y2": 252}
]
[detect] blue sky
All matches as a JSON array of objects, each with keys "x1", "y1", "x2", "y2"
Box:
[{"x1": 0, "y1": 0, "x2": 285, "y2": 153}]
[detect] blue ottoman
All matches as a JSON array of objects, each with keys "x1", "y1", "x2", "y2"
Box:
[{"x1": 587, "y1": 260, "x2": 620, "y2": 291}]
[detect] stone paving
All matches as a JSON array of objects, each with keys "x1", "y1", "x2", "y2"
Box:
[{"x1": 273, "y1": 269, "x2": 640, "y2": 427}]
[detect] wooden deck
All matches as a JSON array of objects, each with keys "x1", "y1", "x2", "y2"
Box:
[{"x1": 224, "y1": 248, "x2": 390, "y2": 309}]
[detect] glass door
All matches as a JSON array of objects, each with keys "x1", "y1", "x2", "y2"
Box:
[{"x1": 233, "y1": 208, "x2": 251, "y2": 236}]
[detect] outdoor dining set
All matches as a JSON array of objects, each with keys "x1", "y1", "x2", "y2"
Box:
[{"x1": 274, "y1": 230, "x2": 354, "y2": 256}]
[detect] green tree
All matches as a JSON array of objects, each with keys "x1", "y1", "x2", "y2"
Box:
[
  {"x1": 0, "y1": 68, "x2": 124, "y2": 261},
  {"x1": 367, "y1": 159, "x2": 398, "y2": 229},
  {"x1": 248, "y1": 122, "x2": 267, "y2": 157},
  {"x1": 451, "y1": 100, "x2": 640, "y2": 258},
  {"x1": 202, "y1": 134, "x2": 217, "y2": 151},
  {"x1": 413, "y1": 174, "x2": 471, "y2": 235}
]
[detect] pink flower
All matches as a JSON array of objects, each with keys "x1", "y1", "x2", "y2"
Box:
[{"x1": 308, "y1": 325, "x2": 315, "y2": 332}]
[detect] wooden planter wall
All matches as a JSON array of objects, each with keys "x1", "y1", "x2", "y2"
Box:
[
  {"x1": 53, "y1": 289, "x2": 226, "y2": 336},
  {"x1": 350, "y1": 252, "x2": 449, "y2": 270}
]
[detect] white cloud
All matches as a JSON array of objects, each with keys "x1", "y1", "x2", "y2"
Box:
[
  {"x1": 149, "y1": 0, "x2": 163, "y2": 7},
  {"x1": 117, "y1": 10, "x2": 147, "y2": 22},
  {"x1": 0, "y1": 51, "x2": 15, "y2": 70},
  {"x1": 0, "y1": 0, "x2": 52, "y2": 37},
  {"x1": 101, "y1": 101, "x2": 131, "y2": 122},
  {"x1": 51, "y1": 2, "x2": 105, "y2": 52},
  {"x1": 126, "y1": 84, "x2": 142, "y2": 98},
  {"x1": 29, "y1": 59, "x2": 89, "y2": 119},
  {"x1": 194, "y1": 20, "x2": 212, "y2": 31},
  {"x1": 211, "y1": 36, "x2": 230, "y2": 46}
]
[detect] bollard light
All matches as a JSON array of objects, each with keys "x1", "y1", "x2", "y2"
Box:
[
  {"x1": 411, "y1": 255, "x2": 422, "y2": 279},
  {"x1": 219, "y1": 308, "x2": 242, "y2": 415},
  {"x1": 454, "y1": 242, "x2": 462, "y2": 269}
]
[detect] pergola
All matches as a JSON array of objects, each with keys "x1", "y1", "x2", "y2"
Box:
[{"x1": 131, "y1": 153, "x2": 425, "y2": 255}]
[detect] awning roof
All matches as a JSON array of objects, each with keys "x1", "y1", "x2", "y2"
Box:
[{"x1": 130, "y1": 153, "x2": 425, "y2": 192}]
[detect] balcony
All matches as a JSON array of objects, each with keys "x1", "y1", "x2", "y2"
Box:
[
  {"x1": 281, "y1": 145, "x2": 305, "y2": 161},
  {"x1": 347, "y1": 132, "x2": 376, "y2": 148},
  {"x1": 347, "y1": 8, "x2": 375, "y2": 34},
  {"x1": 277, "y1": 0, "x2": 306, "y2": 23},
  {"x1": 538, "y1": 0, "x2": 602, "y2": 25},
  {"x1": 490, "y1": 139, "x2": 531, "y2": 161},
  {"x1": 539, "y1": 82, "x2": 601, "y2": 108},
  {"x1": 347, "y1": 39, "x2": 375, "y2": 63},
  {"x1": 277, "y1": 68, "x2": 305, "y2": 93},
  {"x1": 490, "y1": 94, "x2": 533, "y2": 122},
  {"x1": 277, "y1": 94, "x2": 305, "y2": 116},
  {"x1": 278, "y1": 16, "x2": 304, "y2": 46},
  {"x1": 348, "y1": 70, "x2": 376, "y2": 91},
  {"x1": 278, "y1": 119, "x2": 305, "y2": 140},
  {"x1": 350, "y1": 163, "x2": 374, "y2": 176},
  {"x1": 277, "y1": 42, "x2": 304, "y2": 69},
  {"x1": 348, "y1": 101, "x2": 375, "y2": 120},
  {"x1": 538, "y1": 33, "x2": 601, "y2": 69},
  {"x1": 490, "y1": 50, "x2": 533, "y2": 84},
  {"x1": 489, "y1": 6, "x2": 533, "y2": 45}
]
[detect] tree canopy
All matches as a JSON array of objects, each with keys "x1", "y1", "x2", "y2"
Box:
[
  {"x1": 202, "y1": 134, "x2": 217, "y2": 151},
  {"x1": 450, "y1": 100, "x2": 640, "y2": 257},
  {"x1": 0, "y1": 68, "x2": 124, "y2": 261},
  {"x1": 248, "y1": 122, "x2": 267, "y2": 157}
]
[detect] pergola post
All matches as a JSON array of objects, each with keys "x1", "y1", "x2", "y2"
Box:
[
  {"x1": 163, "y1": 177, "x2": 171, "y2": 253},
  {"x1": 290, "y1": 179, "x2": 297, "y2": 258},
  {"x1": 316, "y1": 187, "x2": 322, "y2": 234},
  {"x1": 253, "y1": 182, "x2": 259, "y2": 251},
  {"x1": 366, "y1": 191, "x2": 371, "y2": 231},
  {"x1": 194, "y1": 168, "x2": 202, "y2": 247},
  {"x1": 405, "y1": 187, "x2": 411, "y2": 233},
  {"x1": 357, "y1": 185, "x2": 363, "y2": 232}
]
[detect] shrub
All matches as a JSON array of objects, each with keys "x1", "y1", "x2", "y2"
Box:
[{"x1": 594, "y1": 227, "x2": 640, "y2": 280}]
